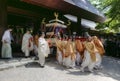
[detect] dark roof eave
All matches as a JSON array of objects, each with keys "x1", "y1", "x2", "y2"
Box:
[{"x1": 21, "y1": 0, "x2": 106, "y2": 23}]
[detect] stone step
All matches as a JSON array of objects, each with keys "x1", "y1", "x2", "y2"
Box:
[{"x1": 0, "y1": 57, "x2": 35, "y2": 71}]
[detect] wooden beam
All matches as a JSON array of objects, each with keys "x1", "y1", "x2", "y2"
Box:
[
  {"x1": 7, "y1": 6, "x2": 41, "y2": 18},
  {"x1": 21, "y1": 0, "x2": 105, "y2": 23}
]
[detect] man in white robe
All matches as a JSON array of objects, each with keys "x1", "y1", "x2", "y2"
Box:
[
  {"x1": 38, "y1": 31, "x2": 50, "y2": 67},
  {"x1": 21, "y1": 30, "x2": 33, "y2": 57},
  {"x1": 1, "y1": 28, "x2": 13, "y2": 58}
]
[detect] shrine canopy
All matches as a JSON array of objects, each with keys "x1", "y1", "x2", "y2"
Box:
[
  {"x1": 45, "y1": 20, "x2": 67, "y2": 37},
  {"x1": 21, "y1": 0, "x2": 106, "y2": 23},
  {"x1": 46, "y1": 19, "x2": 67, "y2": 28},
  {"x1": 45, "y1": 14, "x2": 67, "y2": 37}
]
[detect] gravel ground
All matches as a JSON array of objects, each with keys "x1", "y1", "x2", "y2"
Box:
[{"x1": 0, "y1": 56, "x2": 120, "y2": 81}]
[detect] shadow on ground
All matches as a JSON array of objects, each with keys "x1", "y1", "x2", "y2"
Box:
[
  {"x1": 66, "y1": 56, "x2": 120, "y2": 81},
  {"x1": 25, "y1": 62, "x2": 41, "y2": 68},
  {"x1": 25, "y1": 56, "x2": 120, "y2": 81}
]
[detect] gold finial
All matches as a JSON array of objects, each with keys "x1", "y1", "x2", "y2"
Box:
[
  {"x1": 67, "y1": 20, "x2": 71, "y2": 26},
  {"x1": 42, "y1": 18, "x2": 46, "y2": 24},
  {"x1": 54, "y1": 12, "x2": 59, "y2": 20}
]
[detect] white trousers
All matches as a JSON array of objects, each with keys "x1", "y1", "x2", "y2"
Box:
[
  {"x1": 95, "y1": 53, "x2": 102, "y2": 68},
  {"x1": 33, "y1": 45, "x2": 38, "y2": 56},
  {"x1": 76, "y1": 52, "x2": 81, "y2": 65},
  {"x1": 24, "y1": 49, "x2": 30, "y2": 57},
  {"x1": 57, "y1": 51, "x2": 63, "y2": 64},
  {"x1": 38, "y1": 53, "x2": 45, "y2": 66},
  {"x1": 1, "y1": 43, "x2": 12, "y2": 58},
  {"x1": 80, "y1": 50, "x2": 95, "y2": 72},
  {"x1": 63, "y1": 55, "x2": 75, "y2": 68}
]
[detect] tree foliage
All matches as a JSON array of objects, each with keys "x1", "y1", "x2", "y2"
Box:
[{"x1": 89, "y1": 0, "x2": 120, "y2": 33}]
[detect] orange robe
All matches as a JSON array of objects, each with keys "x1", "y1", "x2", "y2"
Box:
[
  {"x1": 55, "y1": 39, "x2": 61, "y2": 60},
  {"x1": 71, "y1": 41, "x2": 76, "y2": 61},
  {"x1": 61, "y1": 40, "x2": 67, "y2": 59},
  {"x1": 34, "y1": 35, "x2": 39, "y2": 47},
  {"x1": 92, "y1": 36, "x2": 105, "y2": 56},
  {"x1": 83, "y1": 41, "x2": 97, "y2": 62},
  {"x1": 64, "y1": 41, "x2": 73, "y2": 58},
  {"x1": 75, "y1": 39, "x2": 84, "y2": 59},
  {"x1": 55, "y1": 39, "x2": 63, "y2": 52}
]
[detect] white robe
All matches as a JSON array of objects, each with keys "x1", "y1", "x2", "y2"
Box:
[
  {"x1": 38, "y1": 37, "x2": 50, "y2": 66},
  {"x1": 1, "y1": 30, "x2": 12, "y2": 58},
  {"x1": 21, "y1": 33, "x2": 33, "y2": 57}
]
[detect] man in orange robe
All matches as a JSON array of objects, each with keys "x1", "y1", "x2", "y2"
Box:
[
  {"x1": 33, "y1": 34, "x2": 39, "y2": 55},
  {"x1": 62, "y1": 38, "x2": 76, "y2": 68},
  {"x1": 80, "y1": 36, "x2": 98, "y2": 72},
  {"x1": 92, "y1": 36, "x2": 105, "y2": 69},
  {"x1": 55, "y1": 38, "x2": 63, "y2": 65},
  {"x1": 75, "y1": 38, "x2": 84, "y2": 65}
]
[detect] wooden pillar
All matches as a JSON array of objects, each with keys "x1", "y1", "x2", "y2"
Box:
[
  {"x1": 0, "y1": 0, "x2": 7, "y2": 56},
  {"x1": 33, "y1": 19, "x2": 40, "y2": 35}
]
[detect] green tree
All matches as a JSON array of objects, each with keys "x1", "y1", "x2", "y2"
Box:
[{"x1": 89, "y1": 0, "x2": 120, "y2": 33}]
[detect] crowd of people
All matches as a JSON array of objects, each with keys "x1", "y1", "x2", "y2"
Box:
[
  {"x1": 1, "y1": 28, "x2": 105, "y2": 71},
  {"x1": 55, "y1": 32, "x2": 105, "y2": 72}
]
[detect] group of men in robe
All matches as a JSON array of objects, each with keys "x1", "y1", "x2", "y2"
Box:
[
  {"x1": 1, "y1": 28, "x2": 105, "y2": 71},
  {"x1": 55, "y1": 33, "x2": 105, "y2": 72},
  {"x1": 1, "y1": 28, "x2": 50, "y2": 68},
  {"x1": 20, "y1": 30, "x2": 105, "y2": 71},
  {"x1": 21, "y1": 30, "x2": 50, "y2": 68}
]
